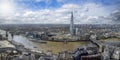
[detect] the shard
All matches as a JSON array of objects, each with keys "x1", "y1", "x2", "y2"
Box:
[{"x1": 70, "y1": 12, "x2": 74, "y2": 35}]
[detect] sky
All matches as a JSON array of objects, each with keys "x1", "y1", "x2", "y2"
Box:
[{"x1": 0, "y1": 0, "x2": 120, "y2": 24}]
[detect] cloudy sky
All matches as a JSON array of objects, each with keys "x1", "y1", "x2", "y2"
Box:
[{"x1": 0, "y1": 0, "x2": 120, "y2": 24}]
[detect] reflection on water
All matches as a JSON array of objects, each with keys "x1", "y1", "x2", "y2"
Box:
[
  {"x1": 8, "y1": 33, "x2": 88, "y2": 54},
  {"x1": 13, "y1": 35, "x2": 34, "y2": 49},
  {"x1": 8, "y1": 32, "x2": 34, "y2": 49}
]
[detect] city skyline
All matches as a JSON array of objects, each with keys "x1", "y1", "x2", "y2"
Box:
[{"x1": 0, "y1": 0, "x2": 120, "y2": 24}]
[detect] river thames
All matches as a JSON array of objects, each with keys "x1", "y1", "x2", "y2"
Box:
[{"x1": 9, "y1": 34, "x2": 88, "y2": 54}]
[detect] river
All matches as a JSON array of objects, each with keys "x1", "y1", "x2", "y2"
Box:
[{"x1": 7, "y1": 33, "x2": 88, "y2": 54}]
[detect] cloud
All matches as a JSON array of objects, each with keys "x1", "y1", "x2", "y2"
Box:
[
  {"x1": 35, "y1": 0, "x2": 52, "y2": 4},
  {"x1": 0, "y1": 0, "x2": 15, "y2": 16},
  {"x1": 110, "y1": 10, "x2": 120, "y2": 23},
  {"x1": 0, "y1": 2, "x2": 119, "y2": 24},
  {"x1": 56, "y1": 0, "x2": 66, "y2": 3}
]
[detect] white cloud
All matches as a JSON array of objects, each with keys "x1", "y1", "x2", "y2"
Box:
[
  {"x1": 35, "y1": 0, "x2": 51, "y2": 4},
  {"x1": 35, "y1": 0, "x2": 43, "y2": 2},
  {"x1": 56, "y1": 0, "x2": 64, "y2": 2},
  {"x1": 0, "y1": 0, "x2": 15, "y2": 17},
  {"x1": 0, "y1": 3, "x2": 117, "y2": 24}
]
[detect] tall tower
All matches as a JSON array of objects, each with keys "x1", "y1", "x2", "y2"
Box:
[{"x1": 70, "y1": 12, "x2": 74, "y2": 35}]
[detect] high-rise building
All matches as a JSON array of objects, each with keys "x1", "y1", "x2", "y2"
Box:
[{"x1": 70, "y1": 12, "x2": 74, "y2": 35}]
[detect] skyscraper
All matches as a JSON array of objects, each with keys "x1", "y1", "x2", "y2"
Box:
[{"x1": 70, "y1": 12, "x2": 74, "y2": 35}]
